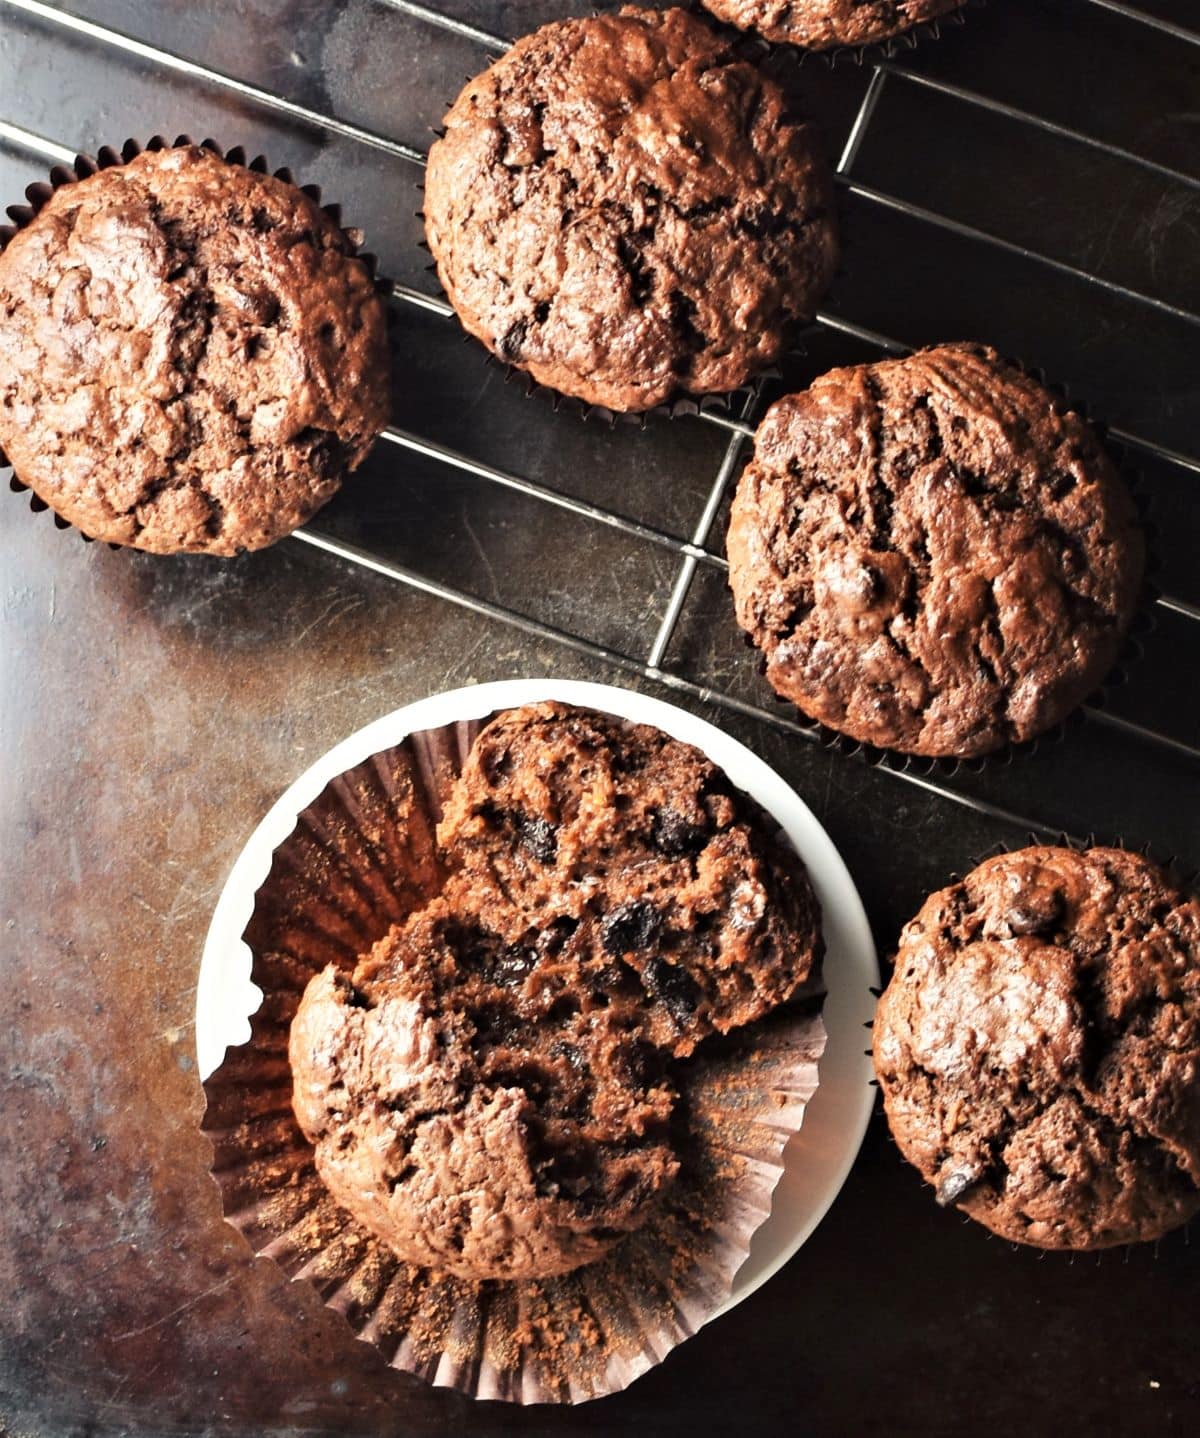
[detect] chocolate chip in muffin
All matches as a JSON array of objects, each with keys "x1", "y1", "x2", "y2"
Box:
[
  {"x1": 700, "y1": 0, "x2": 967, "y2": 51},
  {"x1": 601, "y1": 901, "x2": 664, "y2": 957},
  {"x1": 873, "y1": 846, "x2": 1200, "y2": 1249},
  {"x1": 423, "y1": 6, "x2": 837, "y2": 413},
  {"x1": 652, "y1": 807, "x2": 709, "y2": 857},
  {"x1": 0, "y1": 144, "x2": 389, "y2": 554},
  {"x1": 726, "y1": 343, "x2": 1144, "y2": 759}
]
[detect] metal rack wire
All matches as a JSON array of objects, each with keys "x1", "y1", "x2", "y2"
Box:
[{"x1": 0, "y1": 0, "x2": 1197, "y2": 844}]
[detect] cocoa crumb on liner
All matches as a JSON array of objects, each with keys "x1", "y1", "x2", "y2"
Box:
[
  {"x1": 0, "y1": 135, "x2": 384, "y2": 548},
  {"x1": 201, "y1": 708, "x2": 827, "y2": 1404},
  {"x1": 728, "y1": 344, "x2": 1159, "y2": 782}
]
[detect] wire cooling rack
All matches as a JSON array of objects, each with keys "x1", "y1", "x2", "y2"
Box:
[{"x1": 0, "y1": 0, "x2": 1197, "y2": 855}]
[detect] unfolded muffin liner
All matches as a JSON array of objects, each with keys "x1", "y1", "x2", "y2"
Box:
[
  {"x1": 201, "y1": 710, "x2": 827, "y2": 1404},
  {"x1": 733, "y1": 347, "x2": 1160, "y2": 782},
  {"x1": 0, "y1": 135, "x2": 384, "y2": 548}
]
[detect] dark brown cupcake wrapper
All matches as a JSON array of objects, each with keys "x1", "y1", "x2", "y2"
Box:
[
  {"x1": 0, "y1": 135, "x2": 385, "y2": 550},
  {"x1": 201, "y1": 708, "x2": 828, "y2": 1403},
  {"x1": 731, "y1": 342, "x2": 1160, "y2": 778},
  {"x1": 814, "y1": 3, "x2": 974, "y2": 70}
]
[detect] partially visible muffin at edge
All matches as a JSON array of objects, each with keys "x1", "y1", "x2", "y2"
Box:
[
  {"x1": 700, "y1": 0, "x2": 967, "y2": 50},
  {"x1": 872, "y1": 846, "x2": 1200, "y2": 1249},
  {"x1": 289, "y1": 702, "x2": 825, "y2": 1281},
  {"x1": 423, "y1": 5, "x2": 837, "y2": 412},
  {"x1": 726, "y1": 343, "x2": 1144, "y2": 759},
  {"x1": 0, "y1": 145, "x2": 389, "y2": 554}
]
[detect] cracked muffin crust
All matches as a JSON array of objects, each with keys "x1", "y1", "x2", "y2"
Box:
[
  {"x1": 290, "y1": 702, "x2": 824, "y2": 1280},
  {"x1": 726, "y1": 343, "x2": 1144, "y2": 758},
  {"x1": 423, "y1": 6, "x2": 837, "y2": 412},
  {"x1": 873, "y1": 846, "x2": 1200, "y2": 1249},
  {"x1": 0, "y1": 145, "x2": 389, "y2": 554},
  {"x1": 700, "y1": 0, "x2": 967, "y2": 51}
]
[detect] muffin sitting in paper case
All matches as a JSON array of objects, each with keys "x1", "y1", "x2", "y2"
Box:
[{"x1": 202, "y1": 701, "x2": 829, "y2": 1403}]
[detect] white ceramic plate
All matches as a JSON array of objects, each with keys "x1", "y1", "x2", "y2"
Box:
[{"x1": 196, "y1": 678, "x2": 878, "y2": 1317}]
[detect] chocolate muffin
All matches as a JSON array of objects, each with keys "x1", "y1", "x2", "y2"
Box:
[
  {"x1": 290, "y1": 898, "x2": 680, "y2": 1281},
  {"x1": 0, "y1": 144, "x2": 389, "y2": 554},
  {"x1": 423, "y1": 6, "x2": 837, "y2": 413},
  {"x1": 439, "y1": 702, "x2": 824, "y2": 1057},
  {"x1": 290, "y1": 702, "x2": 824, "y2": 1280},
  {"x1": 873, "y1": 846, "x2": 1200, "y2": 1249},
  {"x1": 726, "y1": 343, "x2": 1144, "y2": 759},
  {"x1": 700, "y1": 0, "x2": 967, "y2": 50}
]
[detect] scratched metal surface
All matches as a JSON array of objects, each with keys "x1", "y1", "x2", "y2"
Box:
[{"x1": 0, "y1": 2, "x2": 1198, "y2": 1435}]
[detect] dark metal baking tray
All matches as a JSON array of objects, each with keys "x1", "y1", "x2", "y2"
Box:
[{"x1": 0, "y1": 2, "x2": 1197, "y2": 1434}]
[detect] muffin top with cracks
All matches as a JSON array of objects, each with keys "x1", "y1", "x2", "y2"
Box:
[
  {"x1": 699, "y1": 0, "x2": 967, "y2": 52},
  {"x1": 873, "y1": 846, "x2": 1200, "y2": 1249},
  {"x1": 0, "y1": 145, "x2": 389, "y2": 553},
  {"x1": 423, "y1": 5, "x2": 836, "y2": 412},
  {"x1": 727, "y1": 343, "x2": 1144, "y2": 758}
]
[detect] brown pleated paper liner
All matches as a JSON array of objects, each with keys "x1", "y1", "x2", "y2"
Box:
[{"x1": 201, "y1": 712, "x2": 826, "y2": 1404}]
